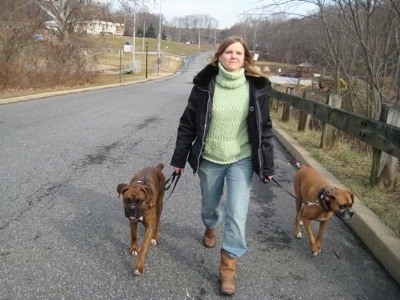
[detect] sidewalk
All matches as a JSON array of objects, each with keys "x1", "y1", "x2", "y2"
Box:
[{"x1": 272, "y1": 123, "x2": 400, "y2": 286}]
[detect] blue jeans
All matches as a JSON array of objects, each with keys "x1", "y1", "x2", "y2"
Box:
[{"x1": 198, "y1": 157, "x2": 253, "y2": 258}]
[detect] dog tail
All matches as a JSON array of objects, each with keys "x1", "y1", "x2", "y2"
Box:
[{"x1": 155, "y1": 163, "x2": 164, "y2": 171}]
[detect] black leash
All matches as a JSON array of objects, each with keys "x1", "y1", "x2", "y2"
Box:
[
  {"x1": 164, "y1": 171, "x2": 181, "y2": 202},
  {"x1": 264, "y1": 177, "x2": 297, "y2": 199},
  {"x1": 264, "y1": 177, "x2": 317, "y2": 206}
]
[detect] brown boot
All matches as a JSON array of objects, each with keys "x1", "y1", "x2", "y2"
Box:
[
  {"x1": 203, "y1": 228, "x2": 217, "y2": 248},
  {"x1": 219, "y1": 249, "x2": 237, "y2": 295}
]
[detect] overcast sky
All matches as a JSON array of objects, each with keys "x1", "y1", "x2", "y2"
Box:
[
  {"x1": 159, "y1": 0, "x2": 261, "y2": 29},
  {"x1": 127, "y1": 0, "x2": 317, "y2": 30}
]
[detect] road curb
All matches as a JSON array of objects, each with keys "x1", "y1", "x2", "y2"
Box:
[
  {"x1": 0, "y1": 83, "x2": 134, "y2": 105},
  {"x1": 272, "y1": 123, "x2": 400, "y2": 285},
  {"x1": 0, "y1": 77, "x2": 163, "y2": 105}
]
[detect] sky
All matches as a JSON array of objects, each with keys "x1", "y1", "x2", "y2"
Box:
[
  {"x1": 154, "y1": 0, "x2": 317, "y2": 29},
  {"x1": 120, "y1": 0, "x2": 314, "y2": 29},
  {"x1": 158, "y1": 0, "x2": 259, "y2": 29}
]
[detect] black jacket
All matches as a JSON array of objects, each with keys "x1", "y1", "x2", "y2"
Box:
[{"x1": 170, "y1": 64, "x2": 275, "y2": 181}]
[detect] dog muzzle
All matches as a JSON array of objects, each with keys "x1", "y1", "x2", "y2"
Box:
[
  {"x1": 125, "y1": 205, "x2": 143, "y2": 222},
  {"x1": 335, "y1": 208, "x2": 354, "y2": 222}
]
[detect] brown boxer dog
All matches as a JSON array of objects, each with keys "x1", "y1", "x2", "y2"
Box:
[
  {"x1": 294, "y1": 165, "x2": 354, "y2": 255},
  {"x1": 116, "y1": 163, "x2": 165, "y2": 275}
]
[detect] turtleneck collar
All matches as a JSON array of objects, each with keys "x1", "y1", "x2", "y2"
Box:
[{"x1": 216, "y1": 62, "x2": 246, "y2": 89}]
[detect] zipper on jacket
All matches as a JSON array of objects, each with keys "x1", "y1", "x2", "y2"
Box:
[
  {"x1": 254, "y1": 92, "x2": 264, "y2": 178},
  {"x1": 194, "y1": 87, "x2": 212, "y2": 174}
]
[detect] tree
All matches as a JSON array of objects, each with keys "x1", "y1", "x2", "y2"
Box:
[
  {"x1": 256, "y1": 0, "x2": 400, "y2": 118},
  {"x1": 137, "y1": 26, "x2": 144, "y2": 37},
  {"x1": 116, "y1": 0, "x2": 152, "y2": 37},
  {"x1": 35, "y1": 0, "x2": 113, "y2": 41},
  {"x1": 35, "y1": 0, "x2": 76, "y2": 41},
  {"x1": 0, "y1": 0, "x2": 110, "y2": 91},
  {"x1": 146, "y1": 24, "x2": 156, "y2": 38}
]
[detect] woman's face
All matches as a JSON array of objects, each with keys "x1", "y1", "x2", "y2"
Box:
[{"x1": 219, "y1": 42, "x2": 245, "y2": 72}]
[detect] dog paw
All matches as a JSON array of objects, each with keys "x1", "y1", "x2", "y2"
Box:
[
  {"x1": 134, "y1": 269, "x2": 142, "y2": 276},
  {"x1": 299, "y1": 221, "x2": 303, "y2": 226},
  {"x1": 296, "y1": 232, "x2": 302, "y2": 239},
  {"x1": 131, "y1": 250, "x2": 139, "y2": 256},
  {"x1": 312, "y1": 249, "x2": 322, "y2": 256},
  {"x1": 151, "y1": 239, "x2": 157, "y2": 245}
]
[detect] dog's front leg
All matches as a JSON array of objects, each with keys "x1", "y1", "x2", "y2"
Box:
[
  {"x1": 129, "y1": 222, "x2": 139, "y2": 256},
  {"x1": 303, "y1": 219, "x2": 320, "y2": 256},
  {"x1": 315, "y1": 220, "x2": 329, "y2": 253},
  {"x1": 153, "y1": 201, "x2": 163, "y2": 245},
  {"x1": 134, "y1": 221, "x2": 156, "y2": 276}
]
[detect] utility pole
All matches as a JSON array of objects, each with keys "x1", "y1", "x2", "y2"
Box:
[
  {"x1": 157, "y1": 0, "x2": 162, "y2": 76},
  {"x1": 132, "y1": 2, "x2": 136, "y2": 72}
]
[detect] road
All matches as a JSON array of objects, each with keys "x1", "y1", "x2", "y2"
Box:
[{"x1": 1, "y1": 52, "x2": 399, "y2": 299}]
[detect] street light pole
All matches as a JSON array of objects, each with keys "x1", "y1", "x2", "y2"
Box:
[
  {"x1": 132, "y1": 2, "x2": 136, "y2": 73},
  {"x1": 145, "y1": 41, "x2": 148, "y2": 79},
  {"x1": 157, "y1": 0, "x2": 161, "y2": 76}
]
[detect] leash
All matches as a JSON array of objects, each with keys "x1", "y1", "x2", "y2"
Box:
[
  {"x1": 264, "y1": 177, "x2": 318, "y2": 207},
  {"x1": 164, "y1": 171, "x2": 181, "y2": 202},
  {"x1": 264, "y1": 177, "x2": 297, "y2": 199}
]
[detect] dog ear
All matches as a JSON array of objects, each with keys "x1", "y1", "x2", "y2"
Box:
[
  {"x1": 116, "y1": 183, "x2": 129, "y2": 197},
  {"x1": 144, "y1": 185, "x2": 153, "y2": 201},
  {"x1": 348, "y1": 191, "x2": 355, "y2": 204},
  {"x1": 143, "y1": 176, "x2": 150, "y2": 187}
]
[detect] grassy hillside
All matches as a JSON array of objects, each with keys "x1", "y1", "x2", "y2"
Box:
[{"x1": 92, "y1": 36, "x2": 212, "y2": 85}]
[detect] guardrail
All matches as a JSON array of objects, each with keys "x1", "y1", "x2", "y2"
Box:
[{"x1": 270, "y1": 87, "x2": 400, "y2": 188}]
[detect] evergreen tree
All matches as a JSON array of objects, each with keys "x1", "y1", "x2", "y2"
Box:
[{"x1": 145, "y1": 24, "x2": 157, "y2": 38}]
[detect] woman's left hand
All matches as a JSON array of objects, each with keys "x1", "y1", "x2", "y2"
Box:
[{"x1": 263, "y1": 175, "x2": 273, "y2": 183}]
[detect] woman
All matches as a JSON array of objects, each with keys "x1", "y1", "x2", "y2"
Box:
[{"x1": 170, "y1": 36, "x2": 275, "y2": 295}]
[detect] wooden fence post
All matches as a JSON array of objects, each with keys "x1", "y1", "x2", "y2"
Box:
[
  {"x1": 281, "y1": 87, "x2": 293, "y2": 122},
  {"x1": 370, "y1": 105, "x2": 400, "y2": 190},
  {"x1": 297, "y1": 90, "x2": 313, "y2": 132},
  {"x1": 271, "y1": 84, "x2": 281, "y2": 112},
  {"x1": 320, "y1": 93, "x2": 342, "y2": 149}
]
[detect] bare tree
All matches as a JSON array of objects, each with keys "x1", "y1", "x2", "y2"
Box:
[
  {"x1": 331, "y1": 1, "x2": 399, "y2": 118},
  {"x1": 257, "y1": 0, "x2": 400, "y2": 118},
  {"x1": 35, "y1": 0, "x2": 75, "y2": 41},
  {"x1": 35, "y1": 0, "x2": 112, "y2": 41},
  {"x1": 0, "y1": 0, "x2": 114, "y2": 91}
]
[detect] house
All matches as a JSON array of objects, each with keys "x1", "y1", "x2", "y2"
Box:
[
  {"x1": 296, "y1": 62, "x2": 314, "y2": 78},
  {"x1": 74, "y1": 20, "x2": 125, "y2": 36},
  {"x1": 45, "y1": 20, "x2": 125, "y2": 36}
]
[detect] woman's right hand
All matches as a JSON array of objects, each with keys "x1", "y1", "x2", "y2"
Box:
[{"x1": 174, "y1": 167, "x2": 184, "y2": 175}]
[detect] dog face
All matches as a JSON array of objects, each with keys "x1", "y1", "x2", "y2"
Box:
[
  {"x1": 325, "y1": 190, "x2": 354, "y2": 221},
  {"x1": 117, "y1": 183, "x2": 153, "y2": 222}
]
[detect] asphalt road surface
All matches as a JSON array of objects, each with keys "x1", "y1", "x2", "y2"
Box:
[{"x1": 1, "y1": 52, "x2": 399, "y2": 299}]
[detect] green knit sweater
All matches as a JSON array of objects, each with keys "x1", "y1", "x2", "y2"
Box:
[{"x1": 203, "y1": 63, "x2": 252, "y2": 164}]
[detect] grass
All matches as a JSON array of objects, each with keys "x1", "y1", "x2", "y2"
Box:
[
  {"x1": 91, "y1": 35, "x2": 212, "y2": 86},
  {"x1": 271, "y1": 108, "x2": 400, "y2": 236}
]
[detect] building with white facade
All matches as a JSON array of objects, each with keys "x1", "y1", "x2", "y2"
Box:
[
  {"x1": 74, "y1": 20, "x2": 125, "y2": 36},
  {"x1": 45, "y1": 20, "x2": 125, "y2": 36}
]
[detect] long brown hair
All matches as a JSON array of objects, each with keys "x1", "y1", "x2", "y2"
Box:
[{"x1": 207, "y1": 36, "x2": 265, "y2": 78}]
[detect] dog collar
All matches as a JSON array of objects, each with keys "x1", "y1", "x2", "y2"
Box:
[{"x1": 318, "y1": 187, "x2": 336, "y2": 211}]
